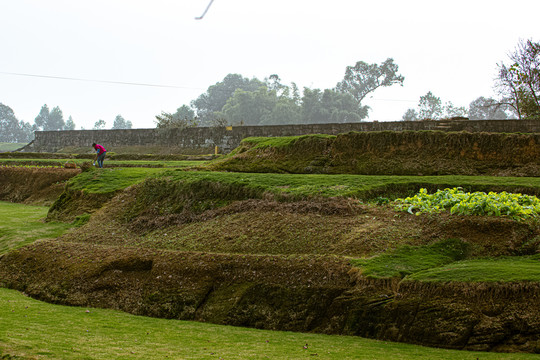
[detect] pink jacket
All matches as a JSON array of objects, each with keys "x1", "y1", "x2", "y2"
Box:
[{"x1": 94, "y1": 144, "x2": 106, "y2": 155}]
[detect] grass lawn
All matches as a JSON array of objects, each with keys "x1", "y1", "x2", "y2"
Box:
[
  {"x1": 351, "y1": 239, "x2": 540, "y2": 282},
  {"x1": 0, "y1": 201, "x2": 73, "y2": 254},
  {"x1": 66, "y1": 167, "x2": 168, "y2": 193},
  {"x1": 1, "y1": 288, "x2": 538, "y2": 360},
  {"x1": 0, "y1": 158, "x2": 207, "y2": 168},
  {"x1": 408, "y1": 255, "x2": 540, "y2": 282},
  {"x1": 0, "y1": 142, "x2": 26, "y2": 152}
]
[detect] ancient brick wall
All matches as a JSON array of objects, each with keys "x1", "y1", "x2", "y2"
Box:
[{"x1": 31, "y1": 119, "x2": 540, "y2": 153}]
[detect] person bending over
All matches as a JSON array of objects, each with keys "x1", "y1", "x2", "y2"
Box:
[{"x1": 92, "y1": 143, "x2": 107, "y2": 168}]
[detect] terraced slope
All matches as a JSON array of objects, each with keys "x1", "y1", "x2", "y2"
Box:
[{"x1": 1, "y1": 166, "x2": 540, "y2": 352}]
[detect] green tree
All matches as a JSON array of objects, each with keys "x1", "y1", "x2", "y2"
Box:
[
  {"x1": 219, "y1": 86, "x2": 277, "y2": 126},
  {"x1": 300, "y1": 88, "x2": 328, "y2": 124},
  {"x1": 17, "y1": 120, "x2": 33, "y2": 142},
  {"x1": 443, "y1": 101, "x2": 468, "y2": 118},
  {"x1": 65, "y1": 116, "x2": 76, "y2": 130},
  {"x1": 173, "y1": 105, "x2": 195, "y2": 122},
  {"x1": 265, "y1": 74, "x2": 289, "y2": 97},
  {"x1": 112, "y1": 114, "x2": 133, "y2": 129},
  {"x1": 418, "y1": 91, "x2": 443, "y2": 120},
  {"x1": 48, "y1": 106, "x2": 65, "y2": 130},
  {"x1": 33, "y1": 104, "x2": 50, "y2": 131},
  {"x1": 155, "y1": 107, "x2": 198, "y2": 129},
  {"x1": 469, "y1": 97, "x2": 515, "y2": 120},
  {"x1": 33, "y1": 104, "x2": 67, "y2": 131},
  {"x1": 403, "y1": 92, "x2": 469, "y2": 120},
  {"x1": 301, "y1": 88, "x2": 368, "y2": 124},
  {"x1": 191, "y1": 74, "x2": 265, "y2": 125},
  {"x1": 496, "y1": 39, "x2": 540, "y2": 119},
  {"x1": 0, "y1": 103, "x2": 33, "y2": 142},
  {"x1": 401, "y1": 108, "x2": 418, "y2": 121},
  {"x1": 93, "y1": 119, "x2": 106, "y2": 130},
  {"x1": 260, "y1": 97, "x2": 301, "y2": 125},
  {"x1": 336, "y1": 58, "x2": 404, "y2": 108},
  {"x1": 0, "y1": 103, "x2": 21, "y2": 142}
]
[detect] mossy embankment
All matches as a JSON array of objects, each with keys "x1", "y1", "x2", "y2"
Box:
[
  {"x1": 1, "y1": 240, "x2": 540, "y2": 353},
  {"x1": 205, "y1": 131, "x2": 540, "y2": 176},
  {"x1": 46, "y1": 167, "x2": 167, "y2": 222},
  {"x1": 2, "y1": 130, "x2": 540, "y2": 353},
  {"x1": 0, "y1": 166, "x2": 80, "y2": 205}
]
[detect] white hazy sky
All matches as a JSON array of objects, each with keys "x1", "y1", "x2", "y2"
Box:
[{"x1": 1, "y1": 0, "x2": 538, "y2": 129}]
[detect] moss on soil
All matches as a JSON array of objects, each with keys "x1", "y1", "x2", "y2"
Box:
[
  {"x1": 0, "y1": 167, "x2": 80, "y2": 206},
  {"x1": 205, "y1": 131, "x2": 540, "y2": 176}
]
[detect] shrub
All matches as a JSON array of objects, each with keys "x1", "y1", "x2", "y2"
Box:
[{"x1": 393, "y1": 187, "x2": 540, "y2": 220}]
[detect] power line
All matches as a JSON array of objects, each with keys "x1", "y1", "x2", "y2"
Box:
[
  {"x1": 0, "y1": 71, "x2": 203, "y2": 90},
  {"x1": 0, "y1": 70, "x2": 419, "y2": 103}
]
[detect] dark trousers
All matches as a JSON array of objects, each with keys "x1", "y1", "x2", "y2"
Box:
[{"x1": 97, "y1": 152, "x2": 106, "y2": 168}]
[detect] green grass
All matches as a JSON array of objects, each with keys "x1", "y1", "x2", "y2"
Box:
[
  {"x1": 0, "y1": 158, "x2": 207, "y2": 168},
  {"x1": 0, "y1": 142, "x2": 26, "y2": 152},
  {"x1": 51, "y1": 165, "x2": 540, "y2": 202},
  {"x1": 350, "y1": 238, "x2": 470, "y2": 278},
  {"x1": 161, "y1": 170, "x2": 540, "y2": 200},
  {"x1": 240, "y1": 134, "x2": 336, "y2": 149},
  {"x1": 351, "y1": 238, "x2": 540, "y2": 282},
  {"x1": 0, "y1": 201, "x2": 73, "y2": 254},
  {"x1": 408, "y1": 255, "x2": 540, "y2": 282},
  {"x1": 66, "y1": 167, "x2": 168, "y2": 194},
  {"x1": 1, "y1": 288, "x2": 537, "y2": 360}
]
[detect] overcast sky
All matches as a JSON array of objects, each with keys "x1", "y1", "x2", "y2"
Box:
[{"x1": 1, "y1": 0, "x2": 538, "y2": 129}]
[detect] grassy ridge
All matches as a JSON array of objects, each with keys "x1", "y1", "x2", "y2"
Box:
[
  {"x1": 350, "y1": 238, "x2": 540, "y2": 282},
  {"x1": 59, "y1": 166, "x2": 540, "y2": 200},
  {"x1": 149, "y1": 169, "x2": 540, "y2": 199},
  {"x1": 66, "y1": 168, "x2": 168, "y2": 193},
  {"x1": 1, "y1": 287, "x2": 537, "y2": 360},
  {"x1": 408, "y1": 255, "x2": 540, "y2": 282}
]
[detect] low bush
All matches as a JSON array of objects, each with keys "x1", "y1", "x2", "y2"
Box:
[{"x1": 394, "y1": 187, "x2": 540, "y2": 220}]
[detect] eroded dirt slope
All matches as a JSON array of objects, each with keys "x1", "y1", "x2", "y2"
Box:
[{"x1": 0, "y1": 167, "x2": 80, "y2": 205}]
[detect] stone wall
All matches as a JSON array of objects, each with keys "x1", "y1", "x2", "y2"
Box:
[{"x1": 31, "y1": 119, "x2": 540, "y2": 153}]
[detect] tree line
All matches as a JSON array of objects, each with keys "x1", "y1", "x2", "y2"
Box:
[
  {"x1": 0, "y1": 103, "x2": 132, "y2": 143},
  {"x1": 155, "y1": 58, "x2": 405, "y2": 128},
  {"x1": 2, "y1": 39, "x2": 538, "y2": 141},
  {"x1": 157, "y1": 38, "x2": 539, "y2": 128},
  {"x1": 402, "y1": 39, "x2": 539, "y2": 121}
]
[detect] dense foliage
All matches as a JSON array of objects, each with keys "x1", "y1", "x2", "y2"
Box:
[
  {"x1": 0, "y1": 103, "x2": 33, "y2": 142},
  {"x1": 184, "y1": 59, "x2": 404, "y2": 127},
  {"x1": 394, "y1": 187, "x2": 540, "y2": 220}
]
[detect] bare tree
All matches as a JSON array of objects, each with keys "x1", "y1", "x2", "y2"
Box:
[{"x1": 496, "y1": 39, "x2": 540, "y2": 119}]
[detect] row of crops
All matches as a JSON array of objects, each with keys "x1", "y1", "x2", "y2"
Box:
[{"x1": 394, "y1": 187, "x2": 540, "y2": 221}]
